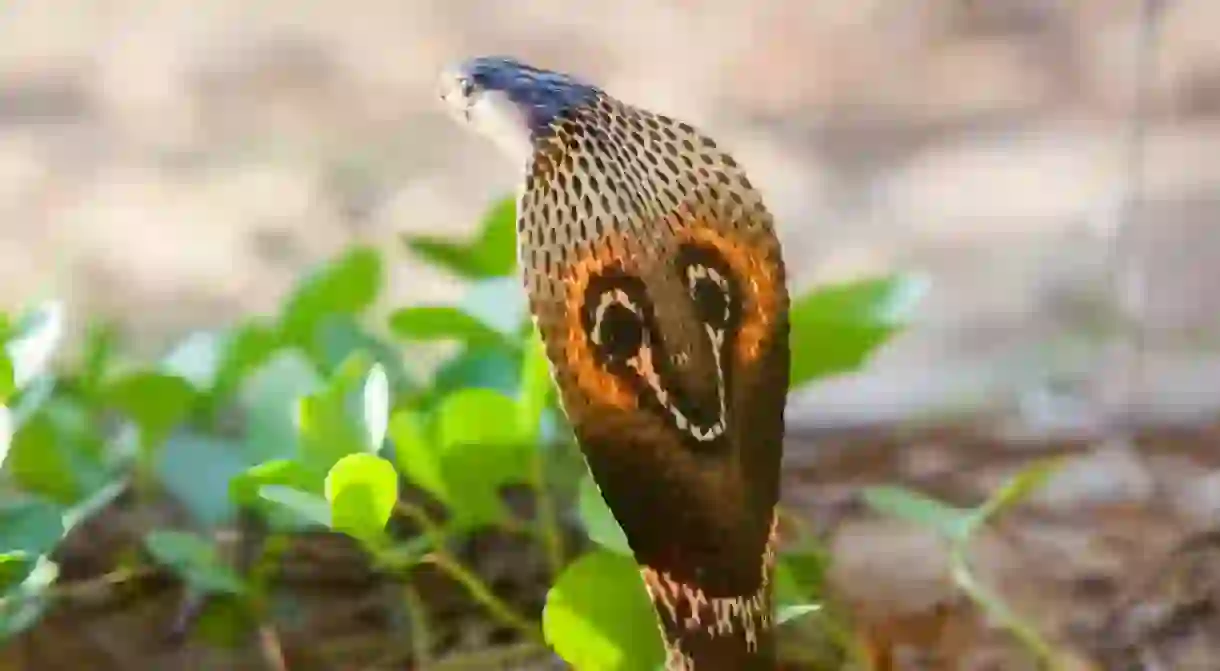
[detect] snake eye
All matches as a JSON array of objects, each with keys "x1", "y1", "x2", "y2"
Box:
[
  {"x1": 591, "y1": 290, "x2": 645, "y2": 363},
  {"x1": 688, "y1": 265, "x2": 731, "y2": 329}
]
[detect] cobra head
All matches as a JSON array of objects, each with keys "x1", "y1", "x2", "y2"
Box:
[{"x1": 439, "y1": 56, "x2": 791, "y2": 670}]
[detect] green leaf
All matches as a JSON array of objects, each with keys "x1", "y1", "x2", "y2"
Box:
[
  {"x1": 295, "y1": 353, "x2": 377, "y2": 474},
  {"x1": 516, "y1": 333, "x2": 553, "y2": 444},
  {"x1": 771, "y1": 551, "x2": 828, "y2": 629},
  {"x1": 0, "y1": 554, "x2": 36, "y2": 596},
  {"x1": 403, "y1": 197, "x2": 517, "y2": 279},
  {"x1": 402, "y1": 239, "x2": 483, "y2": 279},
  {"x1": 0, "y1": 498, "x2": 65, "y2": 560},
  {"x1": 5, "y1": 301, "x2": 64, "y2": 392},
  {"x1": 388, "y1": 306, "x2": 510, "y2": 348},
  {"x1": 79, "y1": 321, "x2": 119, "y2": 399},
  {"x1": 213, "y1": 322, "x2": 280, "y2": 398},
  {"x1": 436, "y1": 388, "x2": 531, "y2": 527},
  {"x1": 362, "y1": 364, "x2": 390, "y2": 452},
  {"x1": 296, "y1": 395, "x2": 366, "y2": 474},
  {"x1": 788, "y1": 275, "x2": 928, "y2": 389},
  {"x1": 387, "y1": 409, "x2": 447, "y2": 505},
  {"x1": 240, "y1": 350, "x2": 323, "y2": 463},
  {"x1": 861, "y1": 485, "x2": 975, "y2": 543},
  {"x1": 472, "y1": 197, "x2": 518, "y2": 276},
  {"x1": 577, "y1": 473, "x2": 631, "y2": 555},
  {"x1": 257, "y1": 485, "x2": 331, "y2": 528},
  {"x1": 0, "y1": 353, "x2": 13, "y2": 405},
  {"x1": 6, "y1": 374, "x2": 54, "y2": 430},
  {"x1": 157, "y1": 433, "x2": 251, "y2": 527},
  {"x1": 324, "y1": 453, "x2": 398, "y2": 544},
  {"x1": 436, "y1": 388, "x2": 523, "y2": 454},
  {"x1": 0, "y1": 405, "x2": 11, "y2": 470},
  {"x1": 311, "y1": 314, "x2": 416, "y2": 395},
  {"x1": 0, "y1": 555, "x2": 58, "y2": 640},
  {"x1": 160, "y1": 330, "x2": 225, "y2": 392},
  {"x1": 105, "y1": 371, "x2": 196, "y2": 457},
  {"x1": 389, "y1": 388, "x2": 534, "y2": 529},
  {"x1": 229, "y1": 459, "x2": 316, "y2": 508},
  {"x1": 543, "y1": 549, "x2": 665, "y2": 671},
  {"x1": 430, "y1": 347, "x2": 521, "y2": 400},
  {"x1": 773, "y1": 549, "x2": 829, "y2": 607},
  {"x1": 6, "y1": 413, "x2": 80, "y2": 504},
  {"x1": 8, "y1": 399, "x2": 110, "y2": 505},
  {"x1": 775, "y1": 603, "x2": 822, "y2": 625},
  {"x1": 143, "y1": 530, "x2": 245, "y2": 595},
  {"x1": 280, "y1": 246, "x2": 382, "y2": 347}
]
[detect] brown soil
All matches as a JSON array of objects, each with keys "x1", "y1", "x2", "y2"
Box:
[{"x1": 4, "y1": 419, "x2": 1218, "y2": 670}]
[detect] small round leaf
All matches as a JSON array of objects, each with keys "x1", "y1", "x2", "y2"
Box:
[
  {"x1": 577, "y1": 473, "x2": 631, "y2": 555},
  {"x1": 324, "y1": 454, "x2": 398, "y2": 543},
  {"x1": 543, "y1": 549, "x2": 664, "y2": 670}
]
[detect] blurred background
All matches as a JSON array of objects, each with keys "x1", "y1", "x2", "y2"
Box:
[
  {"x1": 4, "y1": 2, "x2": 1220, "y2": 669},
  {"x1": 2, "y1": 0, "x2": 1219, "y2": 428}
]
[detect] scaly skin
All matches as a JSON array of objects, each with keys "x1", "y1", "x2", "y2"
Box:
[{"x1": 438, "y1": 56, "x2": 790, "y2": 670}]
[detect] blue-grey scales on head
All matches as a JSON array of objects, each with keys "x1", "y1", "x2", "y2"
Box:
[{"x1": 439, "y1": 55, "x2": 791, "y2": 670}]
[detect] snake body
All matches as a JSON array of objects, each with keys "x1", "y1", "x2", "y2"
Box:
[{"x1": 439, "y1": 57, "x2": 790, "y2": 670}]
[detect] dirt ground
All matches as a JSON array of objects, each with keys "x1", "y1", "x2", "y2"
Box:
[{"x1": 4, "y1": 418, "x2": 1218, "y2": 671}]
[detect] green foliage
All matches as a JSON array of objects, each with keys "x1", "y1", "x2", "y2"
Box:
[
  {"x1": 0, "y1": 408, "x2": 10, "y2": 473},
  {"x1": 0, "y1": 196, "x2": 925, "y2": 668},
  {"x1": 143, "y1": 530, "x2": 245, "y2": 595},
  {"x1": 576, "y1": 473, "x2": 631, "y2": 556},
  {"x1": 280, "y1": 245, "x2": 382, "y2": 350},
  {"x1": 788, "y1": 274, "x2": 927, "y2": 387},
  {"x1": 0, "y1": 556, "x2": 57, "y2": 639},
  {"x1": 0, "y1": 353, "x2": 14, "y2": 405},
  {"x1": 543, "y1": 549, "x2": 666, "y2": 670},
  {"x1": 402, "y1": 197, "x2": 518, "y2": 279},
  {"x1": 105, "y1": 371, "x2": 196, "y2": 466},
  {"x1": 389, "y1": 306, "x2": 514, "y2": 350},
  {"x1": 325, "y1": 453, "x2": 398, "y2": 545}
]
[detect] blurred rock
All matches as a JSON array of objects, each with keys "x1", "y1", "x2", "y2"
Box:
[{"x1": 1031, "y1": 440, "x2": 1156, "y2": 511}]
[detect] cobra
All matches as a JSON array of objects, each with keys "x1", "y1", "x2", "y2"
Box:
[{"x1": 438, "y1": 56, "x2": 791, "y2": 670}]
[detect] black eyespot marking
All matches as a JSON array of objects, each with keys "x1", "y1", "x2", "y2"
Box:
[
  {"x1": 578, "y1": 268, "x2": 729, "y2": 446},
  {"x1": 592, "y1": 293, "x2": 644, "y2": 363},
  {"x1": 580, "y1": 272, "x2": 651, "y2": 377},
  {"x1": 690, "y1": 267, "x2": 730, "y2": 329},
  {"x1": 676, "y1": 244, "x2": 741, "y2": 337}
]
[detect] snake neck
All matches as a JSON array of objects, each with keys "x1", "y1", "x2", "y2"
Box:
[{"x1": 637, "y1": 510, "x2": 782, "y2": 671}]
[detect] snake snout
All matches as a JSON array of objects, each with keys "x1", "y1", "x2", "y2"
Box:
[{"x1": 436, "y1": 66, "x2": 474, "y2": 119}]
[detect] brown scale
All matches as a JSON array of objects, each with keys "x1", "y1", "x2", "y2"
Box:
[{"x1": 519, "y1": 90, "x2": 791, "y2": 670}]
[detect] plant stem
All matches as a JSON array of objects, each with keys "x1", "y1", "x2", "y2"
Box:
[
  {"x1": 421, "y1": 550, "x2": 542, "y2": 643},
  {"x1": 949, "y1": 546, "x2": 1059, "y2": 670},
  {"x1": 402, "y1": 582, "x2": 433, "y2": 669},
  {"x1": 394, "y1": 500, "x2": 445, "y2": 543},
  {"x1": 0, "y1": 566, "x2": 150, "y2": 610},
  {"x1": 530, "y1": 444, "x2": 565, "y2": 578},
  {"x1": 393, "y1": 501, "x2": 542, "y2": 644},
  {"x1": 256, "y1": 624, "x2": 289, "y2": 671}
]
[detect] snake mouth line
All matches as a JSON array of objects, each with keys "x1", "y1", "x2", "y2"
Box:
[{"x1": 630, "y1": 325, "x2": 729, "y2": 443}]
